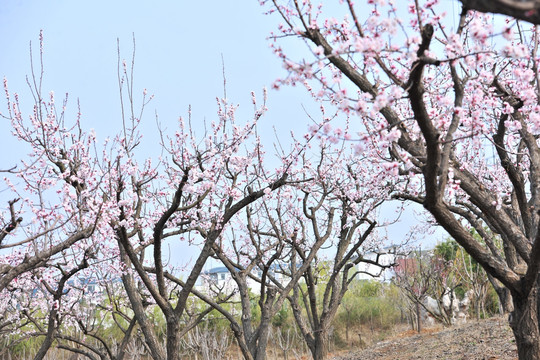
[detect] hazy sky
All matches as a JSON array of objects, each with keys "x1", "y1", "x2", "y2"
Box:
[{"x1": 0, "y1": 1, "x2": 445, "y2": 265}]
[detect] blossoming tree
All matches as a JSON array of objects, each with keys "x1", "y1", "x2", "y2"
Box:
[
  {"x1": 1, "y1": 36, "x2": 296, "y2": 360},
  {"x1": 178, "y1": 141, "x2": 387, "y2": 360},
  {"x1": 277, "y1": 144, "x2": 385, "y2": 360},
  {"x1": 263, "y1": 0, "x2": 540, "y2": 358}
]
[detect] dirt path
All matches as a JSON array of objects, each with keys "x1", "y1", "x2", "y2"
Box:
[{"x1": 331, "y1": 317, "x2": 517, "y2": 360}]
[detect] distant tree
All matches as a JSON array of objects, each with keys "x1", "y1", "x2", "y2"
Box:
[
  {"x1": 394, "y1": 249, "x2": 451, "y2": 330},
  {"x1": 279, "y1": 147, "x2": 385, "y2": 360},
  {"x1": 434, "y1": 240, "x2": 460, "y2": 263},
  {"x1": 436, "y1": 236, "x2": 508, "y2": 319}
]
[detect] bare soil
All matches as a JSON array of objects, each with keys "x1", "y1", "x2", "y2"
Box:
[{"x1": 331, "y1": 317, "x2": 517, "y2": 360}]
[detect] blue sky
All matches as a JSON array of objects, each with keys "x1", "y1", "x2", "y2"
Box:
[
  {"x1": 0, "y1": 1, "x2": 444, "y2": 264},
  {"x1": 0, "y1": 1, "x2": 317, "y2": 150}
]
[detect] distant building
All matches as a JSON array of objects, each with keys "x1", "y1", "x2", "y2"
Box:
[
  {"x1": 197, "y1": 266, "x2": 237, "y2": 294},
  {"x1": 67, "y1": 276, "x2": 122, "y2": 296},
  {"x1": 353, "y1": 247, "x2": 400, "y2": 282},
  {"x1": 196, "y1": 263, "x2": 292, "y2": 295}
]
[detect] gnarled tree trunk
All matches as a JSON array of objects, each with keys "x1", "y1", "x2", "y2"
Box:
[{"x1": 510, "y1": 284, "x2": 540, "y2": 360}]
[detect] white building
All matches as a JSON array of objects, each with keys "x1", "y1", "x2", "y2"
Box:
[
  {"x1": 196, "y1": 264, "x2": 290, "y2": 295},
  {"x1": 354, "y1": 248, "x2": 398, "y2": 282}
]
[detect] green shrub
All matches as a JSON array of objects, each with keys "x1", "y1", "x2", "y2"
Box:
[
  {"x1": 272, "y1": 304, "x2": 290, "y2": 328},
  {"x1": 336, "y1": 281, "x2": 403, "y2": 332}
]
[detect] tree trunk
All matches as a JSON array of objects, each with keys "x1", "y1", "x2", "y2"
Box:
[
  {"x1": 499, "y1": 287, "x2": 514, "y2": 314},
  {"x1": 310, "y1": 331, "x2": 328, "y2": 360},
  {"x1": 488, "y1": 274, "x2": 513, "y2": 314},
  {"x1": 345, "y1": 316, "x2": 350, "y2": 345},
  {"x1": 119, "y1": 249, "x2": 165, "y2": 360},
  {"x1": 166, "y1": 319, "x2": 181, "y2": 360},
  {"x1": 254, "y1": 323, "x2": 271, "y2": 360},
  {"x1": 416, "y1": 301, "x2": 422, "y2": 333},
  {"x1": 230, "y1": 324, "x2": 253, "y2": 360},
  {"x1": 33, "y1": 312, "x2": 57, "y2": 360},
  {"x1": 509, "y1": 285, "x2": 540, "y2": 360}
]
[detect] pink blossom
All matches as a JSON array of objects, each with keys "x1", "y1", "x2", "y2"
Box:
[{"x1": 313, "y1": 45, "x2": 325, "y2": 56}]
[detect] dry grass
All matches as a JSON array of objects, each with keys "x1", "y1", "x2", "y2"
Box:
[{"x1": 330, "y1": 317, "x2": 517, "y2": 360}]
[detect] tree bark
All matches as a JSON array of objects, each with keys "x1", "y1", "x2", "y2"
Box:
[
  {"x1": 487, "y1": 274, "x2": 513, "y2": 314},
  {"x1": 345, "y1": 314, "x2": 350, "y2": 344},
  {"x1": 510, "y1": 284, "x2": 540, "y2": 360},
  {"x1": 416, "y1": 301, "x2": 422, "y2": 333},
  {"x1": 311, "y1": 331, "x2": 328, "y2": 360},
  {"x1": 460, "y1": 0, "x2": 540, "y2": 25},
  {"x1": 119, "y1": 246, "x2": 165, "y2": 360},
  {"x1": 498, "y1": 287, "x2": 514, "y2": 314},
  {"x1": 166, "y1": 319, "x2": 181, "y2": 360}
]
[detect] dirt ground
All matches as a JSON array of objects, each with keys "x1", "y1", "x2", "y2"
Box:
[{"x1": 331, "y1": 317, "x2": 517, "y2": 360}]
